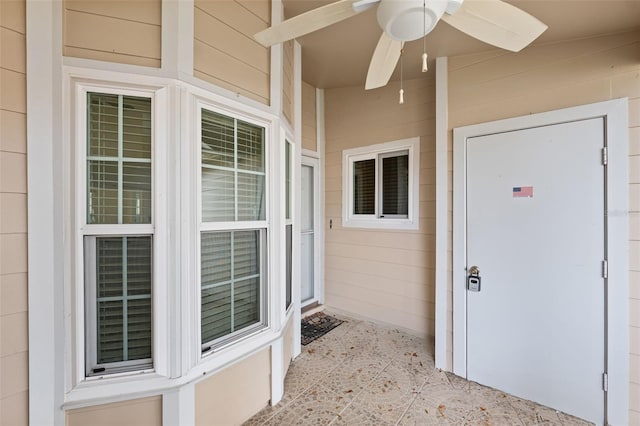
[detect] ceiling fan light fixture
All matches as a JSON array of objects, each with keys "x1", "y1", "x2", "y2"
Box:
[{"x1": 377, "y1": 0, "x2": 447, "y2": 41}]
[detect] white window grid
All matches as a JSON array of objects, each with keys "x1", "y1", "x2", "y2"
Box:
[
  {"x1": 76, "y1": 84, "x2": 161, "y2": 381},
  {"x1": 197, "y1": 103, "x2": 271, "y2": 353}
]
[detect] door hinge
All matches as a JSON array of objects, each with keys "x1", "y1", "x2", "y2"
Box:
[
  {"x1": 603, "y1": 372, "x2": 608, "y2": 391},
  {"x1": 601, "y1": 147, "x2": 608, "y2": 165},
  {"x1": 602, "y1": 260, "x2": 608, "y2": 279}
]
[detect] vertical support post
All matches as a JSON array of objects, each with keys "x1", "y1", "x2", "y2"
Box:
[{"x1": 434, "y1": 57, "x2": 449, "y2": 371}]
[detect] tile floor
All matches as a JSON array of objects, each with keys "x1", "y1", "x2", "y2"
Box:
[{"x1": 244, "y1": 311, "x2": 592, "y2": 426}]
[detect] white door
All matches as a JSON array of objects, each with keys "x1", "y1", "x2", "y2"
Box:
[
  {"x1": 301, "y1": 157, "x2": 320, "y2": 305},
  {"x1": 466, "y1": 118, "x2": 605, "y2": 423}
]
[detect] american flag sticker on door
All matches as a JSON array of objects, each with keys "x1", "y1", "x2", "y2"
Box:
[{"x1": 513, "y1": 186, "x2": 534, "y2": 198}]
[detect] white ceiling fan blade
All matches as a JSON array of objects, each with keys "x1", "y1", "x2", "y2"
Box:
[
  {"x1": 254, "y1": 0, "x2": 379, "y2": 47},
  {"x1": 442, "y1": 0, "x2": 547, "y2": 52},
  {"x1": 365, "y1": 32, "x2": 402, "y2": 90}
]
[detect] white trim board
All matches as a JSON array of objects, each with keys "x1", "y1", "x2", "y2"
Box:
[
  {"x1": 27, "y1": 0, "x2": 64, "y2": 424},
  {"x1": 434, "y1": 56, "x2": 448, "y2": 370},
  {"x1": 451, "y1": 98, "x2": 629, "y2": 425}
]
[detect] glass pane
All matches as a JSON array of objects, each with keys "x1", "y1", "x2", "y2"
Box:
[
  {"x1": 301, "y1": 233, "x2": 314, "y2": 302},
  {"x1": 97, "y1": 300, "x2": 124, "y2": 364},
  {"x1": 88, "y1": 93, "x2": 119, "y2": 158},
  {"x1": 87, "y1": 93, "x2": 152, "y2": 226},
  {"x1": 237, "y1": 120, "x2": 264, "y2": 172},
  {"x1": 88, "y1": 160, "x2": 119, "y2": 224},
  {"x1": 202, "y1": 167, "x2": 235, "y2": 222},
  {"x1": 381, "y1": 154, "x2": 409, "y2": 216},
  {"x1": 127, "y1": 298, "x2": 152, "y2": 360},
  {"x1": 301, "y1": 165, "x2": 314, "y2": 231},
  {"x1": 234, "y1": 230, "x2": 259, "y2": 279},
  {"x1": 202, "y1": 110, "x2": 235, "y2": 169},
  {"x1": 201, "y1": 232, "x2": 232, "y2": 286},
  {"x1": 234, "y1": 277, "x2": 259, "y2": 330},
  {"x1": 285, "y1": 225, "x2": 292, "y2": 309},
  {"x1": 122, "y1": 96, "x2": 152, "y2": 159},
  {"x1": 285, "y1": 143, "x2": 291, "y2": 220},
  {"x1": 97, "y1": 237, "x2": 123, "y2": 298},
  {"x1": 122, "y1": 162, "x2": 152, "y2": 224},
  {"x1": 93, "y1": 236, "x2": 152, "y2": 366},
  {"x1": 201, "y1": 284, "x2": 232, "y2": 343},
  {"x1": 237, "y1": 172, "x2": 265, "y2": 221},
  {"x1": 353, "y1": 159, "x2": 375, "y2": 215},
  {"x1": 127, "y1": 236, "x2": 152, "y2": 296},
  {"x1": 201, "y1": 230, "x2": 262, "y2": 347}
]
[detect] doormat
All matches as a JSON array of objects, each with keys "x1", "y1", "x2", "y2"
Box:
[{"x1": 301, "y1": 312, "x2": 344, "y2": 345}]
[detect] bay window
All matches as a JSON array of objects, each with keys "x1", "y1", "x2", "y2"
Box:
[{"x1": 73, "y1": 77, "x2": 279, "y2": 390}]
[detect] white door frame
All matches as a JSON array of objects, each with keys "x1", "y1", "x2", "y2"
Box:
[
  {"x1": 301, "y1": 153, "x2": 323, "y2": 307},
  {"x1": 452, "y1": 99, "x2": 629, "y2": 425}
]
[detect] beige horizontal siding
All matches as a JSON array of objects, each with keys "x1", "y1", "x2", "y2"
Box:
[
  {"x1": 194, "y1": 0, "x2": 270, "y2": 105},
  {"x1": 324, "y1": 76, "x2": 437, "y2": 338},
  {"x1": 0, "y1": 1, "x2": 28, "y2": 424},
  {"x1": 302, "y1": 81, "x2": 317, "y2": 152},
  {"x1": 0, "y1": 1, "x2": 25, "y2": 34},
  {"x1": 66, "y1": 396, "x2": 162, "y2": 426},
  {"x1": 235, "y1": 0, "x2": 270, "y2": 22},
  {"x1": 195, "y1": 347, "x2": 270, "y2": 425},
  {"x1": 65, "y1": 0, "x2": 161, "y2": 24},
  {"x1": 63, "y1": 0, "x2": 161, "y2": 67},
  {"x1": 448, "y1": 29, "x2": 640, "y2": 420}
]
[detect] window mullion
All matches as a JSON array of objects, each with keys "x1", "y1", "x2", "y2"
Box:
[
  {"x1": 118, "y1": 95, "x2": 124, "y2": 225},
  {"x1": 234, "y1": 119, "x2": 238, "y2": 222},
  {"x1": 375, "y1": 156, "x2": 380, "y2": 218},
  {"x1": 230, "y1": 232, "x2": 235, "y2": 333},
  {"x1": 122, "y1": 237, "x2": 128, "y2": 362}
]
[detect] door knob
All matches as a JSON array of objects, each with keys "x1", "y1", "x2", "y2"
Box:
[{"x1": 469, "y1": 265, "x2": 480, "y2": 276}]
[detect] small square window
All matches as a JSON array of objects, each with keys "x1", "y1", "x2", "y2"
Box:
[{"x1": 343, "y1": 138, "x2": 419, "y2": 230}]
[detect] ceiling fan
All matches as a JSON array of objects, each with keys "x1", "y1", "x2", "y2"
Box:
[{"x1": 254, "y1": 0, "x2": 547, "y2": 90}]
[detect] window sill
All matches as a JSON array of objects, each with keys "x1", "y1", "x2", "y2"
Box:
[
  {"x1": 64, "y1": 326, "x2": 283, "y2": 410},
  {"x1": 342, "y1": 217, "x2": 419, "y2": 230}
]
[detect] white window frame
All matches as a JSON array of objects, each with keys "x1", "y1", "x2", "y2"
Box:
[
  {"x1": 342, "y1": 137, "x2": 420, "y2": 230},
  {"x1": 73, "y1": 82, "x2": 169, "y2": 382},
  {"x1": 196, "y1": 100, "x2": 271, "y2": 355},
  {"x1": 284, "y1": 138, "x2": 294, "y2": 312}
]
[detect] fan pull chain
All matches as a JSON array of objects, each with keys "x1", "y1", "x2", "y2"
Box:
[
  {"x1": 422, "y1": 0, "x2": 428, "y2": 73},
  {"x1": 399, "y1": 46, "x2": 404, "y2": 105}
]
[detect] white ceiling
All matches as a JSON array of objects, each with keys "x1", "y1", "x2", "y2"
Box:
[{"x1": 281, "y1": 0, "x2": 640, "y2": 89}]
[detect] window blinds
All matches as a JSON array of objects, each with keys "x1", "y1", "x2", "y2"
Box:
[
  {"x1": 285, "y1": 224, "x2": 292, "y2": 310},
  {"x1": 200, "y1": 108, "x2": 266, "y2": 348},
  {"x1": 95, "y1": 236, "x2": 152, "y2": 367},
  {"x1": 85, "y1": 92, "x2": 154, "y2": 376},
  {"x1": 201, "y1": 231, "x2": 260, "y2": 344},
  {"x1": 87, "y1": 93, "x2": 152, "y2": 225},
  {"x1": 381, "y1": 154, "x2": 409, "y2": 216},
  {"x1": 201, "y1": 110, "x2": 265, "y2": 222},
  {"x1": 353, "y1": 159, "x2": 375, "y2": 215}
]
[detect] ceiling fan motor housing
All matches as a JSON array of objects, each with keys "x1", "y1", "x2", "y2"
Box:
[{"x1": 377, "y1": 0, "x2": 453, "y2": 41}]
